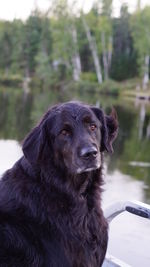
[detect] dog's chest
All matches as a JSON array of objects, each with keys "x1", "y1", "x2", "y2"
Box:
[{"x1": 61, "y1": 207, "x2": 107, "y2": 267}]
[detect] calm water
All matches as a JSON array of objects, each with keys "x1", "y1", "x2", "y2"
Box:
[{"x1": 0, "y1": 87, "x2": 150, "y2": 266}]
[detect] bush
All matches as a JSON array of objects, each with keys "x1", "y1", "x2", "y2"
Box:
[
  {"x1": 80, "y1": 72, "x2": 97, "y2": 82},
  {"x1": 99, "y1": 79, "x2": 122, "y2": 95},
  {"x1": 64, "y1": 80, "x2": 99, "y2": 92},
  {"x1": 0, "y1": 75, "x2": 23, "y2": 87}
]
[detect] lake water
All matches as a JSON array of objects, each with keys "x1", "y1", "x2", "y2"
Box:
[{"x1": 0, "y1": 88, "x2": 150, "y2": 266}]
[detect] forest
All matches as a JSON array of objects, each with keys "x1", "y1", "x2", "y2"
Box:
[{"x1": 0, "y1": 0, "x2": 150, "y2": 92}]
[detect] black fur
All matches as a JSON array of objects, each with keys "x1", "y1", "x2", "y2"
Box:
[{"x1": 0, "y1": 102, "x2": 118, "y2": 267}]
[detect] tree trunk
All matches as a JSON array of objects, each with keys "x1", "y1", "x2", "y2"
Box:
[
  {"x1": 142, "y1": 55, "x2": 149, "y2": 90},
  {"x1": 71, "y1": 26, "x2": 82, "y2": 81},
  {"x1": 108, "y1": 36, "x2": 113, "y2": 70},
  {"x1": 137, "y1": 0, "x2": 141, "y2": 10},
  {"x1": 146, "y1": 120, "x2": 150, "y2": 138},
  {"x1": 101, "y1": 32, "x2": 109, "y2": 80},
  {"x1": 23, "y1": 66, "x2": 30, "y2": 94},
  {"x1": 82, "y1": 17, "x2": 103, "y2": 84},
  {"x1": 138, "y1": 103, "x2": 146, "y2": 140}
]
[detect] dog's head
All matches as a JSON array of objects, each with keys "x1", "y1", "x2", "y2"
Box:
[{"x1": 23, "y1": 102, "x2": 118, "y2": 175}]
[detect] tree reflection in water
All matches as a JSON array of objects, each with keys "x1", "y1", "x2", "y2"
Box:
[{"x1": 0, "y1": 88, "x2": 150, "y2": 267}]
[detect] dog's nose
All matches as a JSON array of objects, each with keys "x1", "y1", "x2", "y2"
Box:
[{"x1": 79, "y1": 146, "x2": 98, "y2": 159}]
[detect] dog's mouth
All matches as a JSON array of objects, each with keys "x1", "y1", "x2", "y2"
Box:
[
  {"x1": 63, "y1": 149, "x2": 101, "y2": 175},
  {"x1": 76, "y1": 162, "x2": 101, "y2": 174},
  {"x1": 76, "y1": 150, "x2": 101, "y2": 174}
]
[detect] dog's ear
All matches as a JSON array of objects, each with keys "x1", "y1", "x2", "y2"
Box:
[
  {"x1": 91, "y1": 107, "x2": 118, "y2": 153},
  {"x1": 23, "y1": 105, "x2": 59, "y2": 165},
  {"x1": 22, "y1": 117, "x2": 49, "y2": 165},
  {"x1": 22, "y1": 123, "x2": 47, "y2": 165}
]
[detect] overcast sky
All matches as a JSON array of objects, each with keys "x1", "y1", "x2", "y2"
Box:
[{"x1": 0, "y1": 0, "x2": 150, "y2": 21}]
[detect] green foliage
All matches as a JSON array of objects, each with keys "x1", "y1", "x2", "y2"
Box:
[
  {"x1": 80, "y1": 72, "x2": 97, "y2": 82},
  {"x1": 0, "y1": 74, "x2": 22, "y2": 87},
  {"x1": 0, "y1": 21, "x2": 13, "y2": 73},
  {"x1": 99, "y1": 79, "x2": 122, "y2": 95},
  {"x1": 130, "y1": 6, "x2": 150, "y2": 75},
  {"x1": 76, "y1": 17, "x2": 93, "y2": 72},
  {"x1": 10, "y1": 20, "x2": 25, "y2": 74},
  {"x1": 101, "y1": 0, "x2": 113, "y2": 17},
  {"x1": 0, "y1": 2, "x2": 150, "y2": 89},
  {"x1": 64, "y1": 80, "x2": 99, "y2": 92},
  {"x1": 51, "y1": 17, "x2": 72, "y2": 65},
  {"x1": 23, "y1": 12, "x2": 43, "y2": 74},
  {"x1": 110, "y1": 5, "x2": 138, "y2": 80},
  {"x1": 35, "y1": 51, "x2": 52, "y2": 89},
  {"x1": 85, "y1": 9, "x2": 112, "y2": 56}
]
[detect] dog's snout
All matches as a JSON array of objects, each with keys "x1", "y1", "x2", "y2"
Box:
[{"x1": 79, "y1": 146, "x2": 98, "y2": 159}]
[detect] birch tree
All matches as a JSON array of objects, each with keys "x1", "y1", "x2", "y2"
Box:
[
  {"x1": 51, "y1": 0, "x2": 81, "y2": 81},
  {"x1": 82, "y1": 1, "x2": 113, "y2": 82},
  {"x1": 130, "y1": 7, "x2": 150, "y2": 89},
  {"x1": 100, "y1": 0, "x2": 113, "y2": 80},
  {"x1": 82, "y1": 16, "x2": 103, "y2": 84},
  {"x1": 71, "y1": 24, "x2": 82, "y2": 81},
  {"x1": 98, "y1": 16, "x2": 113, "y2": 80}
]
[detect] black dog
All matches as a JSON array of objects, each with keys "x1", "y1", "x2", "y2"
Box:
[{"x1": 0, "y1": 101, "x2": 118, "y2": 267}]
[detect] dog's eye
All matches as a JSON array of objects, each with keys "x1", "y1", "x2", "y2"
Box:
[
  {"x1": 60, "y1": 129, "x2": 70, "y2": 136},
  {"x1": 90, "y1": 124, "x2": 97, "y2": 131}
]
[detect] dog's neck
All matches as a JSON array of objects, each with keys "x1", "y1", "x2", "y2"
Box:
[{"x1": 14, "y1": 157, "x2": 104, "y2": 226}]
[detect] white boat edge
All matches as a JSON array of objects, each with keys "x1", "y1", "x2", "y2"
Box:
[
  {"x1": 102, "y1": 200, "x2": 150, "y2": 266},
  {"x1": 103, "y1": 253, "x2": 131, "y2": 267},
  {"x1": 104, "y1": 200, "x2": 150, "y2": 223}
]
